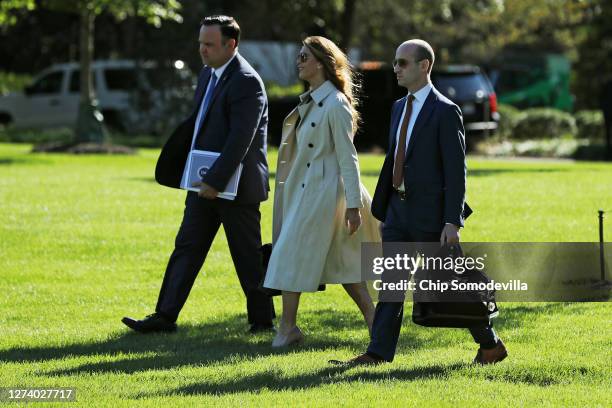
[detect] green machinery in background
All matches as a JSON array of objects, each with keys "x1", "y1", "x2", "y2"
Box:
[{"x1": 488, "y1": 53, "x2": 574, "y2": 112}]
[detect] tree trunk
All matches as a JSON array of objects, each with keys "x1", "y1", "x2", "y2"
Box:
[
  {"x1": 339, "y1": 0, "x2": 357, "y2": 52},
  {"x1": 75, "y1": 3, "x2": 107, "y2": 144}
]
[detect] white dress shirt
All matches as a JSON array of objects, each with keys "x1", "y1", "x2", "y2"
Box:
[
  {"x1": 393, "y1": 82, "x2": 432, "y2": 191},
  {"x1": 180, "y1": 53, "x2": 237, "y2": 189}
]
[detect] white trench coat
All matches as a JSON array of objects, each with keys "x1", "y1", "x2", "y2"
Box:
[{"x1": 264, "y1": 80, "x2": 380, "y2": 292}]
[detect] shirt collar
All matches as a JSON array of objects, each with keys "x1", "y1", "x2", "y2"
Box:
[
  {"x1": 408, "y1": 82, "x2": 432, "y2": 103},
  {"x1": 299, "y1": 80, "x2": 336, "y2": 104},
  {"x1": 211, "y1": 52, "x2": 237, "y2": 80}
]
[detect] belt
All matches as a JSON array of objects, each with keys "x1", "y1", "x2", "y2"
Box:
[{"x1": 394, "y1": 188, "x2": 407, "y2": 200}]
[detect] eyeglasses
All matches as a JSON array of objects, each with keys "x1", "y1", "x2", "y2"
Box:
[
  {"x1": 393, "y1": 58, "x2": 427, "y2": 68},
  {"x1": 297, "y1": 52, "x2": 310, "y2": 63},
  {"x1": 392, "y1": 58, "x2": 410, "y2": 68}
]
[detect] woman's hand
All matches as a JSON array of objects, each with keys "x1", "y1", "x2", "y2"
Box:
[{"x1": 345, "y1": 208, "x2": 362, "y2": 235}]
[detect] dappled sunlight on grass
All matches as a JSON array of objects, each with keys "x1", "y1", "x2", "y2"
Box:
[{"x1": 0, "y1": 143, "x2": 610, "y2": 406}]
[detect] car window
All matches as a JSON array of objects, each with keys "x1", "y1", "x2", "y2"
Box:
[
  {"x1": 432, "y1": 73, "x2": 492, "y2": 100},
  {"x1": 69, "y1": 70, "x2": 98, "y2": 93},
  {"x1": 29, "y1": 71, "x2": 64, "y2": 94},
  {"x1": 104, "y1": 68, "x2": 138, "y2": 91}
]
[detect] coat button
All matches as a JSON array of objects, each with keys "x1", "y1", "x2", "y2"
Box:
[
  {"x1": 318, "y1": 102, "x2": 323, "y2": 107},
  {"x1": 311, "y1": 122, "x2": 315, "y2": 127},
  {"x1": 302, "y1": 183, "x2": 305, "y2": 188},
  {"x1": 307, "y1": 162, "x2": 310, "y2": 167},
  {"x1": 308, "y1": 143, "x2": 314, "y2": 148}
]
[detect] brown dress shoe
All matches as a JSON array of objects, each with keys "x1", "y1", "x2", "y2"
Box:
[
  {"x1": 474, "y1": 340, "x2": 508, "y2": 365},
  {"x1": 329, "y1": 353, "x2": 386, "y2": 366}
]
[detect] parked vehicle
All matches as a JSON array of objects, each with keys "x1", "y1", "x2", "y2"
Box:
[
  {"x1": 350, "y1": 63, "x2": 498, "y2": 149},
  {"x1": 0, "y1": 60, "x2": 194, "y2": 135},
  {"x1": 431, "y1": 64, "x2": 499, "y2": 138}
]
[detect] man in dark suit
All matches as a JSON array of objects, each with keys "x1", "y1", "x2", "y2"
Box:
[
  {"x1": 335, "y1": 39, "x2": 506, "y2": 365},
  {"x1": 122, "y1": 15, "x2": 275, "y2": 334}
]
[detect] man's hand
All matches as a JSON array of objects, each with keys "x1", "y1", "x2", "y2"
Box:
[
  {"x1": 440, "y1": 223, "x2": 460, "y2": 245},
  {"x1": 191, "y1": 181, "x2": 219, "y2": 199},
  {"x1": 345, "y1": 208, "x2": 362, "y2": 235}
]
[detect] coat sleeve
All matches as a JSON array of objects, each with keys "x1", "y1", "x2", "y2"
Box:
[
  {"x1": 200, "y1": 74, "x2": 266, "y2": 191},
  {"x1": 329, "y1": 96, "x2": 363, "y2": 209},
  {"x1": 438, "y1": 103, "x2": 467, "y2": 227}
]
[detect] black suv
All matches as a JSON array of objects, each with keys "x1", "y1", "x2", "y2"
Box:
[
  {"x1": 431, "y1": 65, "x2": 499, "y2": 138},
  {"x1": 267, "y1": 63, "x2": 498, "y2": 150},
  {"x1": 352, "y1": 63, "x2": 498, "y2": 149}
]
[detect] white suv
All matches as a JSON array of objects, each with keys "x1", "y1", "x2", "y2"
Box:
[{"x1": 0, "y1": 59, "x2": 194, "y2": 134}]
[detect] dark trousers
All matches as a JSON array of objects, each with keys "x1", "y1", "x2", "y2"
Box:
[
  {"x1": 155, "y1": 192, "x2": 275, "y2": 324},
  {"x1": 367, "y1": 192, "x2": 498, "y2": 362}
]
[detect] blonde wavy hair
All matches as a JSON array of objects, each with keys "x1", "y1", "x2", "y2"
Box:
[{"x1": 303, "y1": 36, "x2": 361, "y2": 131}]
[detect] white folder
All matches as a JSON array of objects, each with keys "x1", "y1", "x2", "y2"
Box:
[{"x1": 183, "y1": 150, "x2": 243, "y2": 200}]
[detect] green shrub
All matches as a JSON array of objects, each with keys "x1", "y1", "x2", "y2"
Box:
[
  {"x1": 265, "y1": 82, "x2": 303, "y2": 98},
  {"x1": 513, "y1": 108, "x2": 577, "y2": 140},
  {"x1": 0, "y1": 71, "x2": 32, "y2": 94},
  {"x1": 478, "y1": 137, "x2": 589, "y2": 158},
  {"x1": 574, "y1": 110, "x2": 605, "y2": 140},
  {"x1": 496, "y1": 103, "x2": 524, "y2": 139},
  {"x1": 0, "y1": 127, "x2": 73, "y2": 144},
  {"x1": 111, "y1": 134, "x2": 164, "y2": 147}
]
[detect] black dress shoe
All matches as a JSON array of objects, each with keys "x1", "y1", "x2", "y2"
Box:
[
  {"x1": 248, "y1": 323, "x2": 276, "y2": 334},
  {"x1": 121, "y1": 313, "x2": 177, "y2": 333},
  {"x1": 329, "y1": 353, "x2": 386, "y2": 366}
]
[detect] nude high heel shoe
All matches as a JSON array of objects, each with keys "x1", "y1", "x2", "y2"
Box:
[{"x1": 271, "y1": 326, "x2": 304, "y2": 347}]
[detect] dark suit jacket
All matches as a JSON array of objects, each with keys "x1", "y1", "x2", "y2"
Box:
[
  {"x1": 371, "y1": 86, "x2": 469, "y2": 231},
  {"x1": 155, "y1": 53, "x2": 269, "y2": 204}
]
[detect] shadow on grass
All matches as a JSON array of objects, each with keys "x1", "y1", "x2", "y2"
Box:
[
  {"x1": 0, "y1": 308, "x2": 419, "y2": 376},
  {"x1": 138, "y1": 362, "x2": 467, "y2": 398},
  {"x1": 0, "y1": 156, "x2": 52, "y2": 166},
  {"x1": 0, "y1": 303, "x2": 583, "y2": 380}
]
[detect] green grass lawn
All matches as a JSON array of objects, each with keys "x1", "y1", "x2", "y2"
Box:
[{"x1": 0, "y1": 143, "x2": 610, "y2": 406}]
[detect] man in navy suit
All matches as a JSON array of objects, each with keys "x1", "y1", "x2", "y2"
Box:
[
  {"x1": 336, "y1": 39, "x2": 506, "y2": 365},
  {"x1": 122, "y1": 15, "x2": 275, "y2": 334}
]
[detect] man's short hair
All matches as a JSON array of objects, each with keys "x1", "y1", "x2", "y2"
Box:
[
  {"x1": 407, "y1": 39, "x2": 435, "y2": 73},
  {"x1": 201, "y1": 15, "x2": 240, "y2": 46}
]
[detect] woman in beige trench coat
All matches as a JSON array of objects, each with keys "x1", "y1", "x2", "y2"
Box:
[{"x1": 263, "y1": 36, "x2": 381, "y2": 347}]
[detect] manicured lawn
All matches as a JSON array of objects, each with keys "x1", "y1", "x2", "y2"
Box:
[{"x1": 0, "y1": 143, "x2": 610, "y2": 406}]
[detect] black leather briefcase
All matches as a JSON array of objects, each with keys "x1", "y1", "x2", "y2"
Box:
[{"x1": 411, "y1": 244, "x2": 498, "y2": 328}]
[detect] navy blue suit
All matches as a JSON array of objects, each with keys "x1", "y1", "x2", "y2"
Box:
[
  {"x1": 367, "y1": 86, "x2": 497, "y2": 361},
  {"x1": 154, "y1": 53, "x2": 274, "y2": 324}
]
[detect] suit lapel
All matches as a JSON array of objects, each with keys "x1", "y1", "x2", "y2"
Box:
[
  {"x1": 280, "y1": 108, "x2": 299, "y2": 145},
  {"x1": 206, "y1": 57, "x2": 238, "y2": 108},
  {"x1": 405, "y1": 89, "x2": 436, "y2": 158},
  {"x1": 388, "y1": 97, "x2": 405, "y2": 154},
  {"x1": 193, "y1": 69, "x2": 211, "y2": 108},
  {"x1": 197, "y1": 55, "x2": 241, "y2": 132}
]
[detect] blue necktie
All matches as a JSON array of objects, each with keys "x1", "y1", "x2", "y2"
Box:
[{"x1": 196, "y1": 72, "x2": 218, "y2": 134}]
